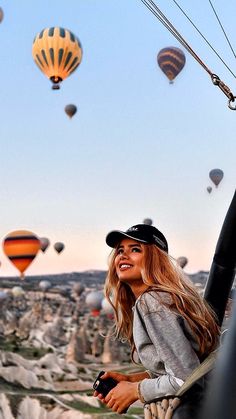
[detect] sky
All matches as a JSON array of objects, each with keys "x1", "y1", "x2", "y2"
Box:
[{"x1": 0, "y1": 0, "x2": 235, "y2": 277}]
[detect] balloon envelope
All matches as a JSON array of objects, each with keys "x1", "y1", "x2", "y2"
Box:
[
  {"x1": 39, "y1": 280, "x2": 51, "y2": 292},
  {"x1": 157, "y1": 47, "x2": 186, "y2": 82},
  {"x1": 177, "y1": 256, "x2": 188, "y2": 269},
  {"x1": 11, "y1": 286, "x2": 25, "y2": 298},
  {"x1": 32, "y1": 27, "x2": 83, "y2": 89},
  {"x1": 207, "y1": 186, "x2": 212, "y2": 194},
  {"x1": 143, "y1": 218, "x2": 153, "y2": 225},
  {"x1": 54, "y1": 242, "x2": 64, "y2": 254},
  {"x1": 0, "y1": 8, "x2": 3, "y2": 23},
  {"x1": 209, "y1": 169, "x2": 224, "y2": 187},
  {"x1": 101, "y1": 297, "x2": 114, "y2": 316},
  {"x1": 40, "y1": 237, "x2": 50, "y2": 252},
  {"x1": 85, "y1": 290, "x2": 104, "y2": 311},
  {"x1": 0, "y1": 291, "x2": 8, "y2": 301},
  {"x1": 73, "y1": 283, "x2": 85, "y2": 297},
  {"x1": 3, "y1": 230, "x2": 40, "y2": 278},
  {"x1": 65, "y1": 104, "x2": 77, "y2": 118}
]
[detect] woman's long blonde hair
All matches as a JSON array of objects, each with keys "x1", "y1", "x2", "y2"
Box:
[{"x1": 104, "y1": 243, "x2": 220, "y2": 359}]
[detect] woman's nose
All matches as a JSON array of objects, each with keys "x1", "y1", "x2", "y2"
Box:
[{"x1": 120, "y1": 250, "x2": 128, "y2": 259}]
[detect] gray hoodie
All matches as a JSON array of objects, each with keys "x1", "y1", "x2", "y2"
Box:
[{"x1": 133, "y1": 291, "x2": 201, "y2": 402}]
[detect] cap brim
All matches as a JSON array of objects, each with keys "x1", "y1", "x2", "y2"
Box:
[{"x1": 106, "y1": 230, "x2": 148, "y2": 248}]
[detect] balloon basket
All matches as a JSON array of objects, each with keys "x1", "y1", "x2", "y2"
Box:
[{"x1": 52, "y1": 84, "x2": 60, "y2": 90}]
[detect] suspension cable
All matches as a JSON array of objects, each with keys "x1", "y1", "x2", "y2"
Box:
[
  {"x1": 141, "y1": 0, "x2": 212, "y2": 74},
  {"x1": 140, "y1": 0, "x2": 236, "y2": 110},
  {"x1": 208, "y1": 0, "x2": 236, "y2": 61},
  {"x1": 171, "y1": 0, "x2": 236, "y2": 78}
]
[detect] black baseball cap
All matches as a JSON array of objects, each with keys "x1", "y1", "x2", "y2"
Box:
[{"x1": 106, "y1": 224, "x2": 168, "y2": 253}]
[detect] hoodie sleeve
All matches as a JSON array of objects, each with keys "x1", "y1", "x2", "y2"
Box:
[{"x1": 134, "y1": 292, "x2": 200, "y2": 402}]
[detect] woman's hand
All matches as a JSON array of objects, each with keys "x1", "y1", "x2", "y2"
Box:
[
  {"x1": 93, "y1": 370, "x2": 129, "y2": 400},
  {"x1": 104, "y1": 381, "x2": 139, "y2": 414}
]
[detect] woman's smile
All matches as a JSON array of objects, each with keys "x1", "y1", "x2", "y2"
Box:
[{"x1": 119, "y1": 263, "x2": 133, "y2": 271}]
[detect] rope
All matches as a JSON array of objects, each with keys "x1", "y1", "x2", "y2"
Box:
[
  {"x1": 208, "y1": 0, "x2": 236, "y2": 61},
  {"x1": 141, "y1": 0, "x2": 212, "y2": 75},
  {"x1": 171, "y1": 0, "x2": 236, "y2": 78},
  {"x1": 140, "y1": 0, "x2": 236, "y2": 109}
]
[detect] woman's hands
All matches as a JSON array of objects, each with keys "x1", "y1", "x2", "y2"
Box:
[
  {"x1": 93, "y1": 371, "x2": 144, "y2": 414},
  {"x1": 93, "y1": 371, "x2": 129, "y2": 402}
]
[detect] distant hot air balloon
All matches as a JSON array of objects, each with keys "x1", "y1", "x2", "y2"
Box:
[
  {"x1": 101, "y1": 297, "x2": 114, "y2": 317},
  {"x1": 3, "y1": 230, "x2": 40, "y2": 279},
  {"x1": 143, "y1": 218, "x2": 153, "y2": 225},
  {"x1": 0, "y1": 8, "x2": 4, "y2": 23},
  {"x1": 157, "y1": 47, "x2": 186, "y2": 83},
  {"x1": 39, "y1": 280, "x2": 51, "y2": 292},
  {"x1": 65, "y1": 104, "x2": 77, "y2": 118},
  {"x1": 40, "y1": 237, "x2": 50, "y2": 253},
  {"x1": 207, "y1": 186, "x2": 213, "y2": 194},
  {"x1": 85, "y1": 290, "x2": 104, "y2": 317},
  {"x1": 209, "y1": 169, "x2": 224, "y2": 187},
  {"x1": 177, "y1": 256, "x2": 188, "y2": 269},
  {"x1": 11, "y1": 286, "x2": 25, "y2": 298},
  {"x1": 32, "y1": 27, "x2": 83, "y2": 90},
  {"x1": 0, "y1": 291, "x2": 8, "y2": 301},
  {"x1": 73, "y1": 282, "x2": 85, "y2": 297},
  {"x1": 54, "y1": 242, "x2": 64, "y2": 254}
]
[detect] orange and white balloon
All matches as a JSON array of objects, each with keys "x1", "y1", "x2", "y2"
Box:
[{"x1": 3, "y1": 230, "x2": 40, "y2": 279}]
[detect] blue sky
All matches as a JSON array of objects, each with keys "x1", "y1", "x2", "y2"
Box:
[{"x1": 0, "y1": 0, "x2": 235, "y2": 276}]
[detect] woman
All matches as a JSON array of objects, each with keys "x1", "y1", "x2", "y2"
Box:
[{"x1": 94, "y1": 224, "x2": 220, "y2": 416}]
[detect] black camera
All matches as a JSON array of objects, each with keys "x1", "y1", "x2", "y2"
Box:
[{"x1": 93, "y1": 370, "x2": 117, "y2": 397}]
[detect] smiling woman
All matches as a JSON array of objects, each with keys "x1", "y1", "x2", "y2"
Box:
[{"x1": 93, "y1": 224, "x2": 220, "y2": 418}]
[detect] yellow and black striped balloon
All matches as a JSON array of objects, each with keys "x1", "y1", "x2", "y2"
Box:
[
  {"x1": 32, "y1": 27, "x2": 83, "y2": 89},
  {"x1": 157, "y1": 47, "x2": 186, "y2": 82},
  {"x1": 3, "y1": 230, "x2": 41, "y2": 279}
]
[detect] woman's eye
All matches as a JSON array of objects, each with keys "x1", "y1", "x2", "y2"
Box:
[
  {"x1": 132, "y1": 247, "x2": 141, "y2": 252},
  {"x1": 117, "y1": 249, "x2": 123, "y2": 255}
]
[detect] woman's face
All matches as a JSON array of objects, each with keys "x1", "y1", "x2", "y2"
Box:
[{"x1": 114, "y1": 238, "x2": 145, "y2": 284}]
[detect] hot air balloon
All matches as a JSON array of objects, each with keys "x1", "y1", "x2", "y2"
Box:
[
  {"x1": 73, "y1": 282, "x2": 85, "y2": 297},
  {"x1": 32, "y1": 27, "x2": 83, "y2": 90},
  {"x1": 85, "y1": 290, "x2": 104, "y2": 317},
  {"x1": 101, "y1": 297, "x2": 114, "y2": 317},
  {"x1": 11, "y1": 286, "x2": 25, "y2": 298},
  {"x1": 0, "y1": 291, "x2": 8, "y2": 301},
  {"x1": 65, "y1": 104, "x2": 77, "y2": 118},
  {"x1": 40, "y1": 237, "x2": 50, "y2": 253},
  {"x1": 143, "y1": 218, "x2": 153, "y2": 225},
  {"x1": 157, "y1": 47, "x2": 186, "y2": 83},
  {"x1": 207, "y1": 186, "x2": 212, "y2": 194},
  {"x1": 177, "y1": 256, "x2": 188, "y2": 269},
  {"x1": 54, "y1": 242, "x2": 64, "y2": 254},
  {"x1": 39, "y1": 280, "x2": 51, "y2": 292},
  {"x1": 0, "y1": 8, "x2": 4, "y2": 23},
  {"x1": 209, "y1": 169, "x2": 224, "y2": 187},
  {"x1": 3, "y1": 230, "x2": 40, "y2": 279}
]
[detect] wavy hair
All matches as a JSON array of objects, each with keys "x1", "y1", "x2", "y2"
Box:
[{"x1": 104, "y1": 243, "x2": 220, "y2": 359}]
